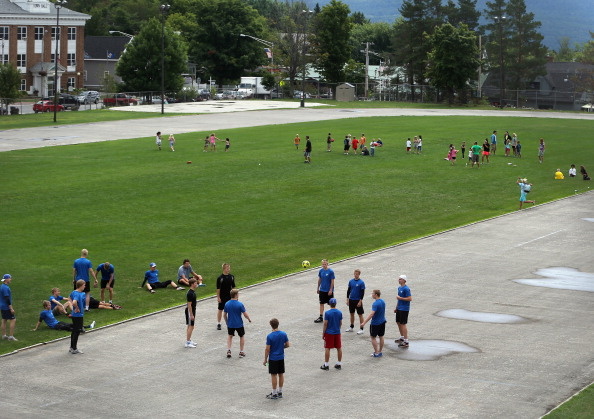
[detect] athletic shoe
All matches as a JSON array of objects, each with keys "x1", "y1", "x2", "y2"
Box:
[
  {"x1": 89, "y1": 321, "x2": 96, "y2": 329},
  {"x1": 277, "y1": 392, "x2": 283, "y2": 398},
  {"x1": 266, "y1": 393, "x2": 278, "y2": 400},
  {"x1": 176, "y1": 286, "x2": 185, "y2": 290},
  {"x1": 320, "y1": 364, "x2": 329, "y2": 371},
  {"x1": 374, "y1": 352, "x2": 383, "y2": 357},
  {"x1": 190, "y1": 341, "x2": 197, "y2": 346},
  {"x1": 239, "y1": 352, "x2": 246, "y2": 358},
  {"x1": 6, "y1": 336, "x2": 17, "y2": 341},
  {"x1": 2, "y1": 335, "x2": 8, "y2": 340},
  {"x1": 198, "y1": 283, "x2": 206, "y2": 287},
  {"x1": 185, "y1": 342, "x2": 197, "y2": 348},
  {"x1": 334, "y1": 364, "x2": 341, "y2": 370},
  {"x1": 226, "y1": 349, "x2": 232, "y2": 358},
  {"x1": 398, "y1": 341, "x2": 409, "y2": 348},
  {"x1": 314, "y1": 316, "x2": 323, "y2": 323},
  {"x1": 395, "y1": 337, "x2": 405, "y2": 344},
  {"x1": 70, "y1": 349, "x2": 83, "y2": 354},
  {"x1": 217, "y1": 324, "x2": 221, "y2": 330},
  {"x1": 149, "y1": 290, "x2": 155, "y2": 294},
  {"x1": 356, "y1": 329, "x2": 364, "y2": 335},
  {"x1": 344, "y1": 327, "x2": 353, "y2": 332},
  {"x1": 109, "y1": 300, "x2": 113, "y2": 304}
]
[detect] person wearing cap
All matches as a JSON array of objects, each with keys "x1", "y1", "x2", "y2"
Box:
[
  {"x1": 360, "y1": 289, "x2": 386, "y2": 357},
  {"x1": 141, "y1": 263, "x2": 184, "y2": 293},
  {"x1": 72, "y1": 249, "x2": 98, "y2": 312},
  {"x1": 314, "y1": 259, "x2": 335, "y2": 323},
  {"x1": 321, "y1": 297, "x2": 343, "y2": 370},
  {"x1": 33, "y1": 300, "x2": 95, "y2": 332},
  {"x1": 517, "y1": 178, "x2": 535, "y2": 209},
  {"x1": 394, "y1": 275, "x2": 412, "y2": 348},
  {"x1": 1, "y1": 274, "x2": 17, "y2": 341},
  {"x1": 345, "y1": 269, "x2": 366, "y2": 335}
]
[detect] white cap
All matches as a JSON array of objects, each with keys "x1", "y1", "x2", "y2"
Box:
[{"x1": 398, "y1": 274, "x2": 407, "y2": 281}]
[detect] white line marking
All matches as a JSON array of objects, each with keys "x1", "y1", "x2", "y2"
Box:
[{"x1": 514, "y1": 229, "x2": 565, "y2": 247}]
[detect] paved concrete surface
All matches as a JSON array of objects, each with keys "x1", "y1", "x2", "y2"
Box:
[
  {"x1": 1, "y1": 101, "x2": 593, "y2": 152},
  {"x1": 0, "y1": 191, "x2": 592, "y2": 418}
]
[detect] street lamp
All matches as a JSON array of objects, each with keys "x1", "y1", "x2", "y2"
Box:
[
  {"x1": 160, "y1": 4, "x2": 170, "y2": 115},
  {"x1": 300, "y1": 10, "x2": 313, "y2": 108},
  {"x1": 494, "y1": 15, "x2": 506, "y2": 107},
  {"x1": 53, "y1": 0, "x2": 67, "y2": 123},
  {"x1": 239, "y1": 33, "x2": 274, "y2": 68}
]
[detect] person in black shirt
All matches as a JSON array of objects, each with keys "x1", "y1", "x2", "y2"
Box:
[
  {"x1": 185, "y1": 279, "x2": 198, "y2": 348},
  {"x1": 216, "y1": 263, "x2": 236, "y2": 330}
]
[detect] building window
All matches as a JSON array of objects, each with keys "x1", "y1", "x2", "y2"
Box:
[
  {"x1": 17, "y1": 54, "x2": 26, "y2": 67},
  {"x1": 35, "y1": 27, "x2": 44, "y2": 40},
  {"x1": 20, "y1": 79, "x2": 27, "y2": 91},
  {"x1": 0, "y1": 54, "x2": 7, "y2": 65},
  {"x1": 104, "y1": 70, "x2": 110, "y2": 78},
  {"x1": 67, "y1": 53, "x2": 76, "y2": 66},
  {"x1": 67, "y1": 27, "x2": 76, "y2": 40},
  {"x1": 83, "y1": 70, "x2": 87, "y2": 81},
  {"x1": 17, "y1": 27, "x2": 27, "y2": 40},
  {"x1": 51, "y1": 27, "x2": 60, "y2": 40},
  {"x1": 67, "y1": 77, "x2": 75, "y2": 89},
  {"x1": 0, "y1": 27, "x2": 8, "y2": 40}
]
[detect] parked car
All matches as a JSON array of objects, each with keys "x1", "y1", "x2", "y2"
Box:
[
  {"x1": 103, "y1": 94, "x2": 138, "y2": 106},
  {"x1": 33, "y1": 100, "x2": 65, "y2": 113},
  {"x1": 41, "y1": 94, "x2": 79, "y2": 110},
  {"x1": 293, "y1": 91, "x2": 311, "y2": 99},
  {"x1": 77, "y1": 91, "x2": 100, "y2": 104}
]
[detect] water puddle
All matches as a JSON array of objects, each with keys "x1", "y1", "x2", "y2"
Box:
[
  {"x1": 435, "y1": 309, "x2": 527, "y2": 324},
  {"x1": 582, "y1": 218, "x2": 594, "y2": 223},
  {"x1": 513, "y1": 267, "x2": 594, "y2": 292},
  {"x1": 385, "y1": 339, "x2": 479, "y2": 361}
]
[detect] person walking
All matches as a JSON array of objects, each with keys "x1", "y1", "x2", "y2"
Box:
[
  {"x1": 360, "y1": 289, "x2": 386, "y2": 358},
  {"x1": 216, "y1": 263, "x2": 236, "y2": 330},
  {"x1": 223, "y1": 289, "x2": 252, "y2": 358},
  {"x1": 321, "y1": 298, "x2": 343, "y2": 370},
  {"x1": 538, "y1": 138, "x2": 545, "y2": 163},
  {"x1": 263, "y1": 318, "x2": 290, "y2": 400},
  {"x1": 394, "y1": 275, "x2": 412, "y2": 347},
  {"x1": 185, "y1": 278, "x2": 198, "y2": 348},
  {"x1": 304, "y1": 136, "x2": 312, "y2": 163},
  {"x1": 344, "y1": 269, "x2": 365, "y2": 335},
  {"x1": 1, "y1": 274, "x2": 17, "y2": 341}
]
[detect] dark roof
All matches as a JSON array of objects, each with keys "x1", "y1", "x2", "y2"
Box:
[{"x1": 84, "y1": 36, "x2": 131, "y2": 60}]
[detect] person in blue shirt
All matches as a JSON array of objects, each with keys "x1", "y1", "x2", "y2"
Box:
[
  {"x1": 96, "y1": 262, "x2": 115, "y2": 303},
  {"x1": 360, "y1": 289, "x2": 386, "y2": 357},
  {"x1": 49, "y1": 287, "x2": 72, "y2": 316},
  {"x1": 490, "y1": 130, "x2": 497, "y2": 155},
  {"x1": 345, "y1": 269, "x2": 366, "y2": 334},
  {"x1": 1, "y1": 274, "x2": 17, "y2": 341},
  {"x1": 33, "y1": 300, "x2": 95, "y2": 332},
  {"x1": 224, "y1": 288, "x2": 251, "y2": 358},
  {"x1": 68, "y1": 279, "x2": 88, "y2": 354},
  {"x1": 72, "y1": 249, "x2": 98, "y2": 311},
  {"x1": 314, "y1": 259, "x2": 335, "y2": 323},
  {"x1": 141, "y1": 263, "x2": 184, "y2": 293},
  {"x1": 263, "y1": 318, "x2": 290, "y2": 400},
  {"x1": 321, "y1": 298, "x2": 343, "y2": 370},
  {"x1": 395, "y1": 275, "x2": 413, "y2": 348}
]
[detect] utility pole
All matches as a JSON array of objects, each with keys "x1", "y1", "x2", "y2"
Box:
[{"x1": 361, "y1": 42, "x2": 373, "y2": 99}]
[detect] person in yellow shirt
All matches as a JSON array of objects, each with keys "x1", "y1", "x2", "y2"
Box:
[{"x1": 554, "y1": 169, "x2": 564, "y2": 180}]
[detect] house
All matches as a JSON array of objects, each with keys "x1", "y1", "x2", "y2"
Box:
[
  {"x1": 83, "y1": 36, "x2": 130, "y2": 90},
  {"x1": 0, "y1": 0, "x2": 90, "y2": 97}
]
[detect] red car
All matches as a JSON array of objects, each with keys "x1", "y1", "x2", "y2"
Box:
[{"x1": 33, "y1": 100, "x2": 65, "y2": 113}]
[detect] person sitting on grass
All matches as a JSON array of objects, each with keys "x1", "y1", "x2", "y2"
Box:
[
  {"x1": 177, "y1": 259, "x2": 205, "y2": 287},
  {"x1": 554, "y1": 169, "x2": 564, "y2": 180},
  {"x1": 580, "y1": 165, "x2": 591, "y2": 180},
  {"x1": 33, "y1": 300, "x2": 95, "y2": 332},
  {"x1": 88, "y1": 296, "x2": 121, "y2": 310},
  {"x1": 49, "y1": 287, "x2": 72, "y2": 316},
  {"x1": 141, "y1": 262, "x2": 184, "y2": 293}
]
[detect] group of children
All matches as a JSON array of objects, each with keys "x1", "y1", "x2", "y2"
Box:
[
  {"x1": 555, "y1": 164, "x2": 590, "y2": 180},
  {"x1": 292, "y1": 133, "x2": 384, "y2": 157},
  {"x1": 405, "y1": 136, "x2": 424, "y2": 154},
  {"x1": 154, "y1": 132, "x2": 231, "y2": 152}
]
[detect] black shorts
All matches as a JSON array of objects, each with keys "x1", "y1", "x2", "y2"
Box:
[
  {"x1": 396, "y1": 310, "x2": 409, "y2": 324},
  {"x1": 74, "y1": 281, "x2": 91, "y2": 292},
  {"x1": 185, "y1": 309, "x2": 196, "y2": 326},
  {"x1": 218, "y1": 298, "x2": 230, "y2": 311},
  {"x1": 318, "y1": 291, "x2": 334, "y2": 305},
  {"x1": 471, "y1": 154, "x2": 479, "y2": 163},
  {"x1": 1, "y1": 309, "x2": 15, "y2": 320},
  {"x1": 101, "y1": 279, "x2": 114, "y2": 289},
  {"x1": 370, "y1": 322, "x2": 386, "y2": 337},
  {"x1": 348, "y1": 299, "x2": 364, "y2": 315},
  {"x1": 151, "y1": 280, "x2": 172, "y2": 289},
  {"x1": 268, "y1": 359, "x2": 285, "y2": 375},
  {"x1": 227, "y1": 326, "x2": 245, "y2": 337}
]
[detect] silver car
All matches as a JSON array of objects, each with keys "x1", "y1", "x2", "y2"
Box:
[{"x1": 77, "y1": 91, "x2": 100, "y2": 104}]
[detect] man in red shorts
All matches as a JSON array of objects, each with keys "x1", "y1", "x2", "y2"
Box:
[{"x1": 321, "y1": 298, "x2": 343, "y2": 370}]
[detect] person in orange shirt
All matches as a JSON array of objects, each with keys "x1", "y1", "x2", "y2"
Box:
[
  {"x1": 293, "y1": 134, "x2": 301, "y2": 150},
  {"x1": 359, "y1": 133, "x2": 366, "y2": 152}
]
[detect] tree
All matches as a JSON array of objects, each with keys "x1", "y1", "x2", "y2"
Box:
[
  {"x1": 0, "y1": 64, "x2": 21, "y2": 114},
  {"x1": 575, "y1": 32, "x2": 594, "y2": 64},
  {"x1": 349, "y1": 22, "x2": 394, "y2": 64},
  {"x1": 425, "y1": 23, "x2": 480, "y2": 104},
  {"x1": 311, "y1": 0, "x2": 352, "y2": 96},
  {"x1": 116, "y1": 17, "x2": 188, "y2": 94},
  {"x1": 351, "y1": 11, "x2": 369, "y2": 25},
  {"x1": 444, "y1": 0, "x2": 480, "y2": 31},
  {"x1": 554, "y1": 37, "x2": 576, "y2": 62}
]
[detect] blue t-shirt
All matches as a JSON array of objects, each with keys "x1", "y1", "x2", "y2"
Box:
[
  {"x1": 371, "y1": 298, "x2": 386, "y2": 325},
  {"x1": 491, "y1": 133, "x2": 497, "y2": 144},
  {"x1": 318, "y1": 268, "x2": 335, "y2": 293},
  {"x1": 266, "y1": 330, "x2": 289, "y2": 361},
  {"x1": 39, "y1": 309, "x2": 59, "y2": 328},
  {"x1": 324, "y1": 308, "x2": 342, "y2": 335},
  {"x1": 397, "y1": 285, "x2": 412, "y2": 311},
  {"x1": 347, "y1": 278, "x2": 366, "y2": 300},
  {"x1": 49, "y1": 295, "x2": 64, "y2": 310},
  {"x1": 97, "y1": 263, "x2": 114, "y2": 281},
  {"x1": 224, "y1": 299, "x2": 246, "y2": 328},
  {"x1": 73, "y1": 257, "x2": 93, "y2": 282},
  {"x1": 69, "y1": 290, "x2": 86, "y2": 318},
  {"x1": 144, "y1": 270, "x2": 159, "y2": 284},
  {"x1": 0, "y1": 283, "x2": 11, "y2": 310}
]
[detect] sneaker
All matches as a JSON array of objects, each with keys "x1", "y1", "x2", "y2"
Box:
[
  {"x1": 320, "y1": 364, "x2": 329, "y2": 371},
  {"x1": 7, "y1": 336, "x2": 17, "y2": 341},
  {"x1": 217, "y1": 324, "x2": 221, "y2": 330},
  {"x1": 356, "y1": 329, "x2": 364, "y2": 335},
  {"x1": 266, "y1": 393, "x2": 278, "y2": 400},
  {"x1": 344, "y1": 327, "x2": 353, "y2": 332},
  {"x1": 239, "y1": 352, "x2": 246, "y2": 358},
  {"x1": 334, "y1": 364, "x2": 341, "y2": 370},
  {"x1": 398, "y1": 341, "x2": 409, "y2": 348},
  {"x1": 176, "y1": 286, "x2": 185, "y2": 290},
  {"x1": 277, "y1": 392, "x2": 283, "y2": 399},
  {"x1": 198, "y1": 283, "x2": 206, "y2": 287},
  {"x1": 395, "y1": 337, "x2": 405, "y2": 344},
  {"x1": 185, "y1": 342, "x2": 197, "y2": 348},
  {"x1": 314, "y1": 316, "x2": 323, "y2": 323},
  {"x1": 190, "y1": 340, "x2": 197, "y2": 346},
  {"x1": 109, "y1": 300, "x2": 113, "y2": 304},
  {"x1": 226, "y1": 349, "x2": 232, "y2": 358},
  {"x1": 149, "y1": 289, "x2": 156, "y2": 294},
  {"x1": 374, "y1": 352, "x2": 383, "y2": 357},
  {"x1": 70, "y1": 349, "x2": 83, "y2": 354},
  {"x1": 89, "y1": 321, "x2": 96, "y2": 329},
  {"x1": 2, "y1": 335, "x2": 8, "y2": 340}
]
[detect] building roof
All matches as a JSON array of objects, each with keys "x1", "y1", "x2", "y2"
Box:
[
  {"x1": 84, "y1": 36, "x2": 131, "y2": 60},
  {"x1": 0, "y1": 0, "x2": 90, "y2": 21}
]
